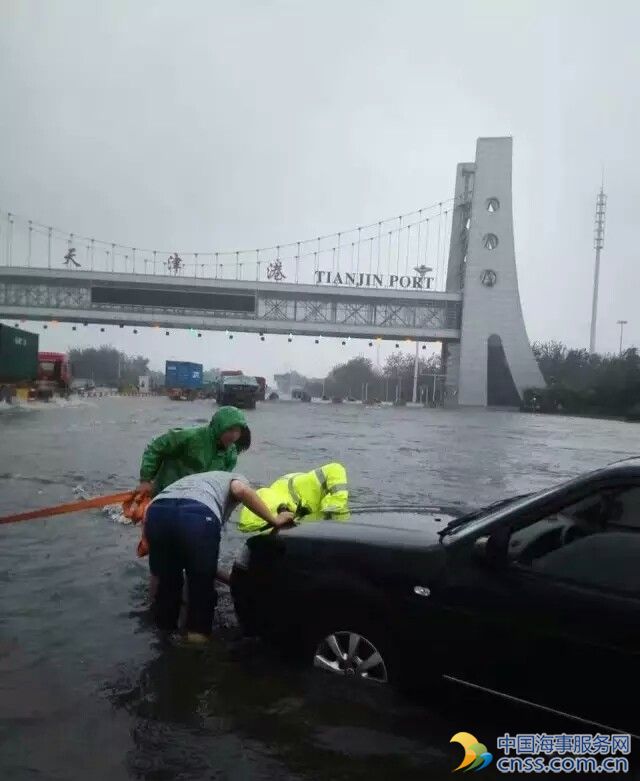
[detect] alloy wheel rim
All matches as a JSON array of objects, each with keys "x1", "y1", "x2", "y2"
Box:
[{"x1": 313, "y1": 630, "x2": 388, "y2": 683}]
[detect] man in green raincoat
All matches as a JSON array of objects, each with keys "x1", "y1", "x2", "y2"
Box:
[{"x1": 135, "y1": 406, "x2": 251, "y2": 497}]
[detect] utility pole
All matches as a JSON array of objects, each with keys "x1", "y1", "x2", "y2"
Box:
[
  {"x1": 589, "y1": 182, "x2": 607, "y2": 353},
  {"x1": 617, "y1": 320, "x2": 628, "y2": 356},
  {"x1": 412, "y1": 339, "x2": 420, "y2": 405},
  {"x1": 412, "y1": 264, "x2": 433, "y2": 402}
]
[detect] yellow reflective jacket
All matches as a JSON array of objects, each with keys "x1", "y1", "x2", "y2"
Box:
[{"x1": 238, "y1": 462, "x2": 349, "y2": 533}]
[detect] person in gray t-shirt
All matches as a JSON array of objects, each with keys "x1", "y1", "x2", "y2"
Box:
[{"x1": 145, "y1": 471, "x2": 294, "y2": 643}]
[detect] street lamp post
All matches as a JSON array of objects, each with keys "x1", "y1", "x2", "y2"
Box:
[
  {"x1": 617, "y1": 320, "x2": 628, "y2": 356},
  {"x1": 412, "y1": 264, "x2": 433, "y2": 403}
]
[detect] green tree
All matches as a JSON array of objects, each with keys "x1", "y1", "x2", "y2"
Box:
[
  {"x1": 528, "y1": 342, "x2": 640, "y2": 417},
  {"x1": 382, "y1": 351, "x2": 441, "y2": 401},
  {"x1": 324, "y1": 357, "x2": 380, "y2": 399},
  {"x1": 68, "y1": 346, "x2": 150, "y2": 388}
]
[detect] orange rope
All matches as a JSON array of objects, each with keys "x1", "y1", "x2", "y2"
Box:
[
  {"x1": 0, "y1": 491, "x2": 136, "y2": 525},
  {"x1": 0, "y1": 491, "x2": 233, "y2": 586}
]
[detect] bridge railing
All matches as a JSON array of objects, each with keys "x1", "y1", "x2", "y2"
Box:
[{"x1": 0, "y1": 198, "x2": 461, "y2": 292}]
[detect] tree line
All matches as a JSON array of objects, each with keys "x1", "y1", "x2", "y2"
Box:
[
  {"x1": 69, "y1": 340, "x2": 640, "y2": 418},
  {"x1": 525, "y1": 341, "x2": 640, "y2": 419},
  {"x1": 68, "y1": 346, "x2": 163, "y2": 389},
  {"x1": 276, "y1": 352, "x2": 443, "y2": 403},
  {"x1": 68, "y1": 347, "x2": 222, "y2": 390}
]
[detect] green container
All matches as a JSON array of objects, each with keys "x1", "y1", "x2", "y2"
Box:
[{"x1": 0, "y1": 324, "x2": 39, "y2": 383}]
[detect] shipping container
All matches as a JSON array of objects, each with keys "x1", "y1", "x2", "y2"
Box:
[
  {"x1": 0, "y1": 325, "x2": 39, "y2": 383},
  {"x1": 165, "y1": 361, "x2": 203, "y2": 390}
]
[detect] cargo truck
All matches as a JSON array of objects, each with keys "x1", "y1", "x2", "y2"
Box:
[
  {"x1": 216, "y1": 374, "x2": 259, "y2": 409},
  {"x1": 165, "y1": 360, "x2": 203, "y2": 401},
  {"x1": 32, "y1": 352, "x2": 72, "y2": 400},
  {"x1": 0, "y1": 324, "x2": 39, "y2": 403}
]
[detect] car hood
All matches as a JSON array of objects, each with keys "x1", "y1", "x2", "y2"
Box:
[
  {"x1": 243, "y1": 507, "x2": 461, "y2": 585},
  {"x1": 278, "y1": 506, "x2": 459, "y2": 546}
]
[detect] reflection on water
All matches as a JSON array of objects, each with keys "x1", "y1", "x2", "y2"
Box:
[
  {"x1": 107, "y1": 584, "x2": 450, "y2": 780},
  {"x1": 2, "y1": 397, "x2": 639, "y2": 779}
]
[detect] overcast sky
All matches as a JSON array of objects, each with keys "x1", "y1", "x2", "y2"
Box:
[{"x1": 1, "y1": 0, "x2": 639, "y2": 379}]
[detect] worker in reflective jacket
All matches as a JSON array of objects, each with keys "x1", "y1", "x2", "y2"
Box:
[{"x1": 238, "y1": 462, "x2": 349, "y2": 532}]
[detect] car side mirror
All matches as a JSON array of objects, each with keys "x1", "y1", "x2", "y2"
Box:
[{"x1": 474, "y1": 529, "x2": 509, "y2": 569}]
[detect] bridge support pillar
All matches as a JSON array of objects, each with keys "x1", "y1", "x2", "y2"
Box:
[{"x1": 444, "y1": 137, "x2": 544, "y2": 407}]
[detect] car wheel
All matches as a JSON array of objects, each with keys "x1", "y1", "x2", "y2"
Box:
[{"x1": 313, "y1": 628, "x2": 390, "y2": 684}]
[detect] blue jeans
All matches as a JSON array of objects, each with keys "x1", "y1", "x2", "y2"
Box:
[{"x1": 145, "y1": 498, "x2": 221, "y2": 635}]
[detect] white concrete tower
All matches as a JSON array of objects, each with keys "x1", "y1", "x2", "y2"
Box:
[{"x1": 444, "y1": 137, "x2": 544, "y2": 406}]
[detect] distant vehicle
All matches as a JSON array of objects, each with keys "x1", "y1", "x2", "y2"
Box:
[
  {"x1": 0, "y1": 324, "x2": 39, "y2": 402},
  {"x1": 216, "y1": 374, "x2": 259, "y2": 409},
  {"x1": 200, "y1": 382, "x2": 219, "y2": 400},
  {"x1": 71, "y1": 378, "x2": 95, "y2": 391},
  {"x1": 31, "y1": 351, "x2": 72, "y2": 400},
  {"x1": 255, "y1": 376, "x2": 266, "y2": 401},
  {"x1": 291, "y1": 387, "x2": 311, "y2": 402},
  {"x1": 232, "y1": 459, "x2": 640, "y2": 735},
  {"x1": 165, "y1": 360, "x2": 203, "y2": 401},
  {"x1": 138, "y1": 375, "x2": 151, "y2": 394},
  {"x1": 220, "y1": 369, "x2": 242, "y2": 378},
  {"x1": 267, "y1": 391, "x2": 280, "y2": 401},
  {"x1": 71, "y1": 378, "x2": 96, "y2": 396}
]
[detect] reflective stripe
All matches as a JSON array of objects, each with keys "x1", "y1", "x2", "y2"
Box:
[
  {"x1": 328, "y1": 483, "x2": 348, "y2": 494},
  {"x1": 287, "y1": 476, "x2": 301, "y2": 504},
  {"x1": 314, "y1": 468, "x2": 327, "y2": 491}
]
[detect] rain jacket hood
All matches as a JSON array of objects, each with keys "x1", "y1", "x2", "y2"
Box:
[
  {"x1": 209, "y1": 406, "x2": 251, "y2": 451},
  {"x1": 140, "y1": 406, "x2": 250, "y2": 495}
]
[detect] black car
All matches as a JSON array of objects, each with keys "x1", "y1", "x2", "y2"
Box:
[{"x1": 231, "y1": 459, "x2": 640, "y2": 734}]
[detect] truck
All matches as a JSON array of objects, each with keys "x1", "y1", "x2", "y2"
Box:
[
  {"x1": 0, "y1": 324, "x2": 39, "y2": 403},
  {"x1": 216, "y1": 374, "x2": 259, "y2": 409},
  {"x1": 292, "y1": 387, "x2": 312, "y2": 402},
  {"x1": 31, "y1": 351, "x2": 72, "y2": 400},
  {"x1": 254, "y1": 376, "x2": 266, "y2": 401},
  {"x1": 165, "y1": 360, "x2": 203, "y2": 401}
]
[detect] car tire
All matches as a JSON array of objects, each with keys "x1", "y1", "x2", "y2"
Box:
[{"x1": 304, "y1": 600, "x2": 397, "y2": 685}]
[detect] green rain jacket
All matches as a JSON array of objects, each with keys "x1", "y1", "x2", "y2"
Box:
[{"x1": 139, "y1": 406, "x2": 250, "y2": 495}]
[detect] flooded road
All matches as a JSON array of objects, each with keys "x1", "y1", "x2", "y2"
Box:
[{"x1": 1, "y1": 397, "x2": 639, "y2": 780}]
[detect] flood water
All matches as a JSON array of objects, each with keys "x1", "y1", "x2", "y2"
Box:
[{"x1": 1, "y1": 397, "x2": 639, "y2": 780}]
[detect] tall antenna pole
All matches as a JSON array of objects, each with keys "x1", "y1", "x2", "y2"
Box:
[{"x1": 589, "y1": 181, "x2": 607, "y2": 353}]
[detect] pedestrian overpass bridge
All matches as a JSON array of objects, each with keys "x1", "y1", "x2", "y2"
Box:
[
  {"x1": 0, "y1": 267, "x2": 462, "y2": 342},
  {"x1": 0, "y1": 137, "x2": 545, "y2": 406}
]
